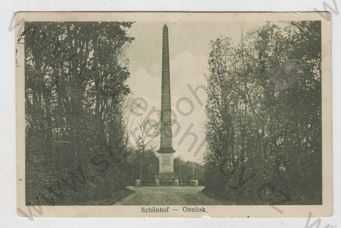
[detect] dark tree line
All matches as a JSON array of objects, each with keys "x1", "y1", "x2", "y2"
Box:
[
  {"x1": 126, "y1": 149, "x2": 204, "y2": 186},
  {"x1": 23, "y1": 22, "x2": 134, "y2": 204},
  {"x1": 204, "y1": 21, "x2": 322, "y2": 204}
]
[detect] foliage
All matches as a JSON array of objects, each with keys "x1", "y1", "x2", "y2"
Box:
[
  {"x1": 174, "y1": 158, "x2": 204, "y2": 185},
  {"x1": 23, "y1": 22, "x2": 134, "y2": 204},
  {"x1": 204, "y1": 22, "x2": 322, "y2": 204}
]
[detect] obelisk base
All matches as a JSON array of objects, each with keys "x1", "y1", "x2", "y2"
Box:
[
  {"x1": 157, "y1": 153, "x2": 178, "y2": 185},
  {"x1": 158, "y1": 153, "x2": 174, "y2": 173},
  {"x1": 158, "y1": 173, "x2": 179, "y2": 186}
]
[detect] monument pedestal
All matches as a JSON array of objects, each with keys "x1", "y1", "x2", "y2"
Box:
[
  {"x1": 158, "y1": 153, "x2": 174, "y2": 173},
  {"x1": 157, "y1": 152, "x2": 179, "y2": 185},
  {"x1": 158, "y1": 173, "x2": 178, "y2": 185}
]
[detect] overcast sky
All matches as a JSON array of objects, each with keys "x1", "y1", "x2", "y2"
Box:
[{"x1": 124, "y1": 21, "x2": 263, "y2": 163}]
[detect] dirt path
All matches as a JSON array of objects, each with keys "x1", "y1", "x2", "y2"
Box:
[{"x1": 115, "y1": 186, "x2": 221, "y2": 205}]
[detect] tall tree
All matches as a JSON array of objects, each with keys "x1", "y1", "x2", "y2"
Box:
[
  {"x1": 23, "y1": 22, "x2": 134, "y2": 204},
  {"x1": 204, "y1": 22, "x2": 321, "y2": 204}
]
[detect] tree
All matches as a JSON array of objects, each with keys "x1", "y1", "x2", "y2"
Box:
[
  {"x1": 23, "y1": 22, "x2": 134, "y2": 204},
  {"x1": 204, "y1": 22, "x2": 322, "y2": 204},
  {"x1": 130, "y1": 120, "x2": 159, "y2": 183}
]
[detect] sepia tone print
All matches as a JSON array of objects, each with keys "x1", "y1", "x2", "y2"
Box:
[{"x1": 16, "y1": 12, "x2": 332, "y2": 217}]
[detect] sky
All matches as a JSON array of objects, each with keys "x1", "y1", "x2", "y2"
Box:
[{"x1": 124, "y1": 21, "x2": 263, "y2": 163}]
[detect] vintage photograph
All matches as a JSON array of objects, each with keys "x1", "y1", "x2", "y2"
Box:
[{"x1": 16, "y1": 12, "x2": 332, "y2": 217}]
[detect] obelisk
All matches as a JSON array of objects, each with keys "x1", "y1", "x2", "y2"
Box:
[{"x1": 157, "y1": 25, "x2": 177, "y2": 184}]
